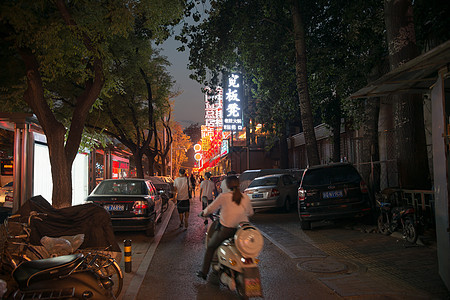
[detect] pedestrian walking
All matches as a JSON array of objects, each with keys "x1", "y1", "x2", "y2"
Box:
[
  {"x1": 173, "y1": 168, "x2": 192, "y2": 228},
  {"x1": 190, "y1": 173, "x2": 196, "y2": 197},
  {"x1": 220, "y1": 170, "x2": 237, "y2": 194},
  {"x1": 199, "y1": 172, "x2": 215, "y2": 225}
]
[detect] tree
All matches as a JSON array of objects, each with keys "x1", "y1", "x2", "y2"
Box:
[
  {"x1": 384, "y1": 0, "x2": 431, "y2": 189},
  {"x1": 171, "y1": 122, "x2": 191, "y2": 177},
  {"x1": 290, "y1": 0, "x2": 320, "y2": 166},
  {"x1": 180, "y1": 0, "x2": 320, "y2": 166},
  {"x1": 0, "y1": 0, "x2": 184, "y2": 207},
  {"x1": 306, "y1": 0, "x2": 386, "y2": 164},
  {"x1": 87, "y1": 35, "x2": 175, "y2": 179}
]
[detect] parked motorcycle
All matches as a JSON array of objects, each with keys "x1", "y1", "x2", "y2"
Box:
[
  {"x1": 9, "y1": 253, "x2": 115, "y2": 299},
  {"x1": 377, "y1": 198, "x2": 418, "y2": 244},
  {"x1": 201, "y1": 214, "x2": 264, "y2": 299}
]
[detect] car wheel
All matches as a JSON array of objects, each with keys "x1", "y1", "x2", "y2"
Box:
[
  {"x1": 283, "y1": 197, "x2": 291, "y2": 213},
  {"x1": 145, "y1": 221, "x2": 155, "y2": 237},
  {"x1": 300, "y1": 220, "x2": 311, "y2": 230}
]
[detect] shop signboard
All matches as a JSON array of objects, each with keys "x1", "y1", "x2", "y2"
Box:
[
  {"x1": 205, "y1": 87, "x2": 223, "y2": 128},
  {"x1": 223, "y1": 73, "x2": 243, "y2": 131}
]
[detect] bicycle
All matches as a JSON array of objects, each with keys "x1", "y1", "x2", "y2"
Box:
[{"x1": 0, "y1": 212, "x2": 124, "y2": 298}]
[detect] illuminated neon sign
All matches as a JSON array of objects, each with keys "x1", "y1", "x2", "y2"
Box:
[
  {"x1": 205, "y1": 87, "x2": 223, "y2": 128},
  {"x1": 223, "y1": 73, "x2": 243, "y2": 131}
]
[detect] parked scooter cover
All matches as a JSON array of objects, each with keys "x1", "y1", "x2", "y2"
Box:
[{"x1": 16, "y1": 196, "x2": 121, "y2": 254}]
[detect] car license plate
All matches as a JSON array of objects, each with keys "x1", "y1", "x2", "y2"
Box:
[
  {"x1": 104, "y1": 204, "x2": 124, "y2": 211},
  {"x1": 252, "y1": 193, "x2": 263, "y2": 199},
  {"x1": 322, "y1": 190, "x2": 344, "y2": 199}
]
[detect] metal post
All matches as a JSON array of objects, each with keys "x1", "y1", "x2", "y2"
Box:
[
  {"x1": 247, "y1": 146, "x2": 249, "y2": 170},
  {"x1": 12, "y1": 124, "x2": 22, "y2": 213},
  {"x1": 124, "y1": 239, "x2": 132, "y2": 273}
]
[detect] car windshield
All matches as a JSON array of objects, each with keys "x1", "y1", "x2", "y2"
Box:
[
  {"x1": 249, "y1": 177, "x2": 279, "y2": 187},
  {"x1": 302, "y1": 166, "x2": 361, "y2": 186},
  {"x1": 93, "y1": 180, "x2": 147, "y2": 195}
]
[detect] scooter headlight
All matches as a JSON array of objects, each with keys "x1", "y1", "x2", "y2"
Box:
[{"x1": 234, "y1": 225, "x2": 264, "y2": 257}]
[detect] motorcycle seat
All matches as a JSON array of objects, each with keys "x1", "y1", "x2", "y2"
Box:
[{"x1": 12, "y1": 253, "x2": 84, "y2": 289}]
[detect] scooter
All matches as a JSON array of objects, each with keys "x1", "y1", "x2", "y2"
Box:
[
  {"x1": 201, "y1": 214, "x2": 264, "y2": 299},
  {"x1": 377, "y1": 199, "x2": 418, "y2": 244},
  {"x1": 8, "y1": 253, "x2": 115, "y2": 299}
]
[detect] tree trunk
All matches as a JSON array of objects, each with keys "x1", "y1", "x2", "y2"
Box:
[
  {"x1": 362, "y1": 97, "x2": 381, "y2": 194},
  {"x1": 332, "y1": 122, "x2": 341, "y2": 163},
  {"x1": 134, "y1": 150, "x2": 145, "y2": 179},
  {"x1": 331, "y1": 99, "x2": 341, "y2": 163},
  {"x1": 384, "y1": 0, "x2": 431, "y2": 189},
  {"x1": 290, "y1": 1, "x2": 320, "y2": 166},
  {"x1": 20, "y1": 48, "x2": 103, "y2": 208}
]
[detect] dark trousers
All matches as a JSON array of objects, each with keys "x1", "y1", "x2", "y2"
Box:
[
  {"x1": 201, "y1": 196, "x2": 213, "y2": 210},
  {"x1": 201, "y1": 222, "x2": 236, "y2": 274}
]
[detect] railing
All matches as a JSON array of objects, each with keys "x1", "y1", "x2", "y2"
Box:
[
  {"x1": 380, "y1": 188, "x2": 435, "y2": 228},
  {"x1": 401, "y1": 189, "x2": 435, "y2": 227}
]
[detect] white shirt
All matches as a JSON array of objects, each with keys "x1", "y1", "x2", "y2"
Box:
[
  {"x1": 220, "y1": 179, "x2": 232, "y2": 194},
  {"x1": 174, "y1": 175, "x2": 190, "y2": 200},
  {"x1": 203, "y1": 192, "x2": 254, "y2": 228},
  {"x1": 200, "y1": 179, "x2": 215, "y2": 200}
]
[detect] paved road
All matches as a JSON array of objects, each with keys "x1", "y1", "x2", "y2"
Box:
[{"x1": 114, "y1": 195, "x2": 450, "y2": 300}]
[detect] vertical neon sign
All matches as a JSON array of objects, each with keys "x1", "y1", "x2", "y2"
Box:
[{"x1": 223, "y1": 73, "x2": 243, "y2": 131}]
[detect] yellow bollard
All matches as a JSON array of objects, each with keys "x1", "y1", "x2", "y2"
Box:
[{"x1": 124, "y1": 239, "x2": 132, "y2": 273}]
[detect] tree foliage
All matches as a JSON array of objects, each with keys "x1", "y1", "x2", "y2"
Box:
[{"x1": 0, "y1": 0, "x2": 184, "y2": 207}]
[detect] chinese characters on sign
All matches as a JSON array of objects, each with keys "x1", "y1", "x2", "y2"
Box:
[
  {"x1": 205, "y1": 88, "x2": 223, "y2": 128},
  {"x1": 223, "y1": 73, "x2": 243, "y2": 131}
]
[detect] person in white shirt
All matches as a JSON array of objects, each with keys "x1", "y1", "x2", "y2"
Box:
[
  {"x1": 219, "y1": 170, "x2": 237, "y2": 194},
  {"x1": 197, "y1": 175, "x2": 254, "y2": 280},
  {"x1": 199, "y1": 172, "x2": 215, "y2": 225},
  {"x1": 173, "y1": 168, "x2": 191, "y2": 228}
]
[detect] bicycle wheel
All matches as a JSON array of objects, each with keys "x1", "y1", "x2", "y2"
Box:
[{"x1": 89, "y1": 254, "x2": 123, "y2": 298}]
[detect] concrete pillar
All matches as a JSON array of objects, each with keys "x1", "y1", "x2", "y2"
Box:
[
  {"x1": 12, "y1": 122, "x2": 32, "y2": 213},
  {"x1": 431, "y1": 69, "x2": 450, "y2": 290}
]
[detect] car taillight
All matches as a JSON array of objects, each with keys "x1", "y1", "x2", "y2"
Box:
[
  {"x1": 132, "y1": 201, "x2": 148, "y2": 214},
  {"x1": 360, "y1": 180, "x2": 368, "y2": 193},
  {"x1": 270, "y1": 188, "x2": 280, "y2": 197},
  {"x1": 298, "y1": 188, "x2": 306, "y2": 201}
]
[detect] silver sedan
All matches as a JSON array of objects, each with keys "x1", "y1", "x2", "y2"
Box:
[{"x1": 244, "y1": 174, "x2": 299, "y2": 212}]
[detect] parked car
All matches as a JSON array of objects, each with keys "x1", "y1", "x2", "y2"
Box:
[
  {"x1": 297, "y1": 163, "x2": 372, "y2": 230},
  {"x1": 148, "y1": 176, "x2": 173, "y2": 199},
  {"x1": 85, "y1": 179, "x2": 163, "y2": 236},
  {"x1": 244, "y1": 173, "x2": 299, "y2": 212},
  {"x1": 239, "y1": 169, "x2": 303, "y2": 191},
  {"x1": 0, "y1": 181, "x2": 13, "y2": 207}
]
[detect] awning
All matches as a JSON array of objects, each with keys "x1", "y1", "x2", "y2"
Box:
[{"x1": 350, "y1": 40, "x2": 450, "y2": 99}]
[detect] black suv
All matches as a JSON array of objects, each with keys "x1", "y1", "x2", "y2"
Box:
[{"x1": 297, "y1": 163, "x2": 372, "y2": 230}]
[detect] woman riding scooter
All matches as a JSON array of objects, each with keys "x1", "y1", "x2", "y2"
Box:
[{"x1": 197, "y1": 175, "x2": 254, "y2": 280}]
